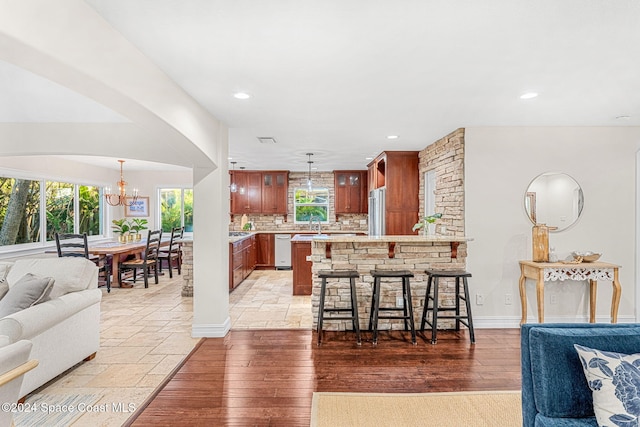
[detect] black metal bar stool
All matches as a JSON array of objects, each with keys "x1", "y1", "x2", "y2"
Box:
[
  {"x1": 421, "y1": 269, "x2": 475, "y2": 344},
  {"x1": 317, "y1": 270, "x2": 361, "y2": 346},
  {"x1": 368, "y1": 270, "x2": 416, "y2": 345}
]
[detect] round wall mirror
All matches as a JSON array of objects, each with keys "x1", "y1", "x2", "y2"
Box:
[{"x1": 524, "y1": 172, "x2": 584, "y2": 232}]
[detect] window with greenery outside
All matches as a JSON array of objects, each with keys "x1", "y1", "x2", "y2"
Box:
[
  {"x1": 0, "y1": 177, "x2": 41, "y2": 246},
  {"x1": 160, "y1": 188, "x2": 193, "y2": 232},
  {"x1": 294, "y1": 188, "x2": 329, "y2": 223}
]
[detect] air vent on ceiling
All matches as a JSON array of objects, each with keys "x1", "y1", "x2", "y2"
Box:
[{"x1": 257, "y1": 137, "x2": 277, "y2": 144}]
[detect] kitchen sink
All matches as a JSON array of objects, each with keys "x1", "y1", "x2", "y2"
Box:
[{"x1": 229, "y1": 231, "x2": 251, "y2": 237}]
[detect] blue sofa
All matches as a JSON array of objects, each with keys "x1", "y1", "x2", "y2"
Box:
[{"x1": 521, "y1": 323, "x2": 640, "y2": 427}]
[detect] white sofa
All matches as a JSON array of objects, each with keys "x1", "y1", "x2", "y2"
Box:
[{"x1": 0, "y1": 258, "x2": 101, "y2": 398}]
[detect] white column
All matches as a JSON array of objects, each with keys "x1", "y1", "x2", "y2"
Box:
[{"x1": 192, "y1": 125, "x2": 230, "y2": 337}]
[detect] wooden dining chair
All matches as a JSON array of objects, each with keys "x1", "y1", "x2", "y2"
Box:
[
  {"x1": 118, "y1": 230, "x2": 162, "y2": 288},
  {"x1": 55, "y1": 232, "x2": 111, "y2": 293},
  {"x1": 158, "y1": 226, "x2": 183, "y2": 278}
]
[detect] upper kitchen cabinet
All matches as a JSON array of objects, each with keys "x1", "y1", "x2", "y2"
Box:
[
  {"x1": 262, "y1": 171, "x2": 289, "y2": 215},
  {"x1": 334, "y1": 170, "x2": 368, "y2": 215},
  {"x1": 230, "y1": 170, "x2": 289, "y2": 218},
  {"x1": 367, "y1": 151, "x2": 419, "y2": 235},
  {"x1": 230, "y1": 171, "x2": 262, "y2": 214}
]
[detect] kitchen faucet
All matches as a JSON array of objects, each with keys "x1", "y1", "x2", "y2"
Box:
[{"x1": 309, "y1": 216, "x2": 322, "y2": 234}]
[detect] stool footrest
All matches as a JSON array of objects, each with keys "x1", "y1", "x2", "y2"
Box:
[
  {"x1": 321, "y1": 316, "x2": 359, "y2": 321},
  {"x1": 323, "y1": 308, "x2": 355, "y2": 313}
]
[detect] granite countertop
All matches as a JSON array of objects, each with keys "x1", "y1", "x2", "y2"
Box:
[
  {"x1": 229, "y1": 230, "x2": 366, "y2": 243},
  {"x1": 306, "y1": 234, "x2": 472, "y2": 243}
]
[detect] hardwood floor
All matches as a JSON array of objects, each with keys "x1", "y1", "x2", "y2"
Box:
[{"x1": 128, "y1": 328, "x2": 521, "y2": 426}]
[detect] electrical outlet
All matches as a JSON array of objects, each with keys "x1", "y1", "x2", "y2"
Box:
[
  {"x1": 476, "y1": 293, "x2": 484, "y2": 305},
  {"x1": 550, "y1": 294, "x2": 558, "y2": 305},
  {"x1": 396, "y1": 297, "x2": 404, "y2": 308},
  {"x1": 505, "y1": 294, "x2": 512, "y2": 305}
]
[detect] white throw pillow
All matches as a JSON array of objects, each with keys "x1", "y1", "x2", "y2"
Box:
[
  {"x1": 575, "y1": 344, "x2": 640, "y2": 427},
  {"x1": 0, "y1": 273, "x2": 55, "y2": 318}
]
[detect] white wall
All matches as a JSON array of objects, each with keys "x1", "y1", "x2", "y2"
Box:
[{"x1": 465, "y1": 127, "x2": 640, "y2": 326}]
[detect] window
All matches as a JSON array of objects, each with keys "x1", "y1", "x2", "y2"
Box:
[
  {"x1": 159, "y1": 188, "x2": 193, "y2": 233},
  {"x1": 0, "y1": 177, "x2": 41, "y2": 246},
  {"x1": 294, "y1": 188, "x2": 329, "y2": 223},
  {"x1": 0, "y1": 175, "x2": 104, "y2": 248}
]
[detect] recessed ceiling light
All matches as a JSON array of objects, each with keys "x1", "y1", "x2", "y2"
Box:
[
  {"x1": 520, "y1": 92, "x2": 538, "y2": 100},
  {"x1": 386, "y1": 135, "x2": 399, "y2": 140},
  {"x1": 233, "y1": 92, "x2": 251, "y2": 100},
  {"x1": 616, "y1": 115, "x2": 631, "y2": 120},
  {"x1": 365, "y1": 157, "x2": 373, "y2": 160}
]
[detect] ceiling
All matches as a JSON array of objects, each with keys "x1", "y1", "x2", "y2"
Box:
[{"x1": 3, "y1": 1, "x2": 640, "y2": 171}]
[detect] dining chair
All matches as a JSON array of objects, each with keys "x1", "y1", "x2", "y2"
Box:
[
  {"x1": 118, "y1": 229, "x2": 162, "y2": 288},
  {"x1": 54, "y1": 232, "x2": 111, "y2": 293},
  {"x1": 158, "y1": 226, "x2": 183, "y2": 278}
]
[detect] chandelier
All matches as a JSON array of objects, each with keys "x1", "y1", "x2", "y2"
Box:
[{"x1": 104, "y1": 160, "x2": 139, "y2": 207}]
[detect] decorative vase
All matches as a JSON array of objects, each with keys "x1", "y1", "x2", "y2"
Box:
[
  {"x1": 135, "y1": 233, "x2": 142, "y2": 242},
  {"x1": 118, "y1": 235, "x2": 127, "y2": 244},
  {"x1": 532, "y1": 224, "x2": 549, "y2": 262},
  {"x1": 127, "y1": 234, "x2": 134, "y2": 242}
]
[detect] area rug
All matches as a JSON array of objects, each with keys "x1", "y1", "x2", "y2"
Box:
[
  {"x1": 13, "y1": 393, "x2": 103, "y2": 427},
  {"x1": 311, "y1": 390, "x2": 522, "y2": 427}
]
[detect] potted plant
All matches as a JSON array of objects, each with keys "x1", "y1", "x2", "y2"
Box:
[
  {"x1": 130, "y1": 218, "x2": 148, "y2": 241},
  {"x1": 412, "y1": 213, "x2": 442, "y2": 236},
  {"x1": 111, "y1": 218, "x2": 132, "y2": 243}
]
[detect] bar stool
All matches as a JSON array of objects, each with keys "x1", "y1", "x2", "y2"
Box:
[
  {"x1": 317, "y1": 270, "x2": 361, "y2": 346},
  {"x1": 369, "y1": 270, "x2": 416, "y2": 345},
  {"x1": 421, "y1": 269, "x2": 475, "y2": 344}
]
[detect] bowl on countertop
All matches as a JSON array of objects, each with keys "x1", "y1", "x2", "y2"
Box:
[{"x1": 572, "y1": 251, "x2": 601, "y2": 262}]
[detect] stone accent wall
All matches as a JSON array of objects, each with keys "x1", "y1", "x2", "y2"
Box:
[
  {"x1": 310, "y1": 240, "x2": 468, "y2": 330},
  {"x1": 181, "y1": 240, "x2": 193, "y2": 297},
  {"x1": 418, "y1": 128, "x2": 465, "y2": 236},
  {"x1": 230, "y1": 171, "x2": 368, "y2": 233}
]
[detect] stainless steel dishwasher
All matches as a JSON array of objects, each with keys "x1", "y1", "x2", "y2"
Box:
[{"x1": 274, "y1": 234, "x2": 292, "y2": 270}]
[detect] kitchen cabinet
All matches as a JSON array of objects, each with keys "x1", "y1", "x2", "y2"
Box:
[
  {"x1": 291, "y1": 240, "x2": 312, "y2": 295},
  {"x1": 367, "y1": 151, "x2": 419, "y2": 235},
  {"x1": 230, "y1": 170, "x2": 289, "y2": 219},
  {"x1": 256, "y1": 233, "x2": 275, "y2": 268},
  {"x1": 230, "y1": 171, "x2": 262, "y2": 214},
  {"x1": 262, "y1": 171, "x2": 289, "y2": 214},
  {"x1": 229, "y1": 234, "x2": 257, "y2": 291},
  {"x1": 334, "y1": 170, "x2": 368, "y2": 215}
]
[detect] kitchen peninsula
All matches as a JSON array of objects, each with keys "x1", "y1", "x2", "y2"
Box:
[{"x1": 305, "y1": 234, "x2": 472, "y2": 330}]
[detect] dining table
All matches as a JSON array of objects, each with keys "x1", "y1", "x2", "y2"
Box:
[{"x1": 89, "y1": 238, "x2": 170, "y2": 288}]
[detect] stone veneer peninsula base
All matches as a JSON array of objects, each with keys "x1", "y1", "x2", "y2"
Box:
[{"x1": 309, "y1": 235, "x2": 472, "y2": 331}]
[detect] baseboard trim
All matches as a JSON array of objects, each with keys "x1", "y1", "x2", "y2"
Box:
[
  {"x1": 472, "y1": 315, "x2": 637, "y2": 329},
  {"x1": 191, "y1": 317, "x2": 231, "y2": 337}
]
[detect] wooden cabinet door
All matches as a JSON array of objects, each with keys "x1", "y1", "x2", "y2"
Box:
[
  {"x1": 230, "y1": 171, "x2": 261, "y2": 213},
  {"x1": 256, "y1": 233, "x2": 275, "y2": 268},
  {"x1": 334, "y1": 171, "x2": 367, "y2": 214},
  {"x1": 245, "y1": 172, "x2": 262, "y2": 213},
  {"x1": 262, "y1": 171, "x2": 288, "y2": 214},
  {"x1": 292, "y1": 241, "x2": 312, "y2": 295},
  {"x1": 230, "y1": 171, "x2": 246, "y2": 214}
]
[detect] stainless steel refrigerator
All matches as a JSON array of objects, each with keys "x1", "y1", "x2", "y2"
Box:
[{"x1": 368, "y1": 188, "x2": 386, "y2": 236}]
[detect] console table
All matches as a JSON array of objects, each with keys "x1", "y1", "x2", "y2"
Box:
[{"x1": 518, "y1": 260, "x2": 622, "y2": 325}]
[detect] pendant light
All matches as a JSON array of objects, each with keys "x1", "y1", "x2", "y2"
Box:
[
  {"x1": 230, "y1": 161, "x2": 238, "y2": 193},
  {"x1": 306, "y1": 153, "x2": 314, "y2": 192}
]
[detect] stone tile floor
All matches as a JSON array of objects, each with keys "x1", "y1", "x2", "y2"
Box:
[{"x1": 18, "y1": 269, "x2": 308, "y2": 426}]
